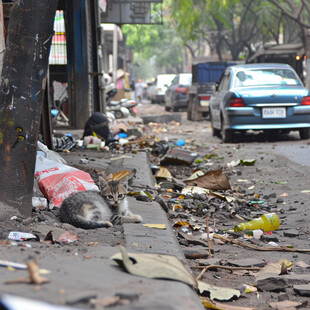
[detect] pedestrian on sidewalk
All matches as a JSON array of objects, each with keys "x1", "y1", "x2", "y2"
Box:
[{"x1": 135, "y1": 79, "x2": 144, "y2": 103}]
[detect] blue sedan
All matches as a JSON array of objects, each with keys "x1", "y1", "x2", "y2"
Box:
[{"x1": 210, "y1": 63, "x2": 310, "y2": 142}]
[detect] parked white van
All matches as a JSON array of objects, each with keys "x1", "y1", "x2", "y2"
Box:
[{"x1": 149, "y1": 74, "x2": 176, "y2": 104}]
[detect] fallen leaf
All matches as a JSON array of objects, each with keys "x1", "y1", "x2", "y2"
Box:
[
  {"x1": 184, "y1": 170, "x2": 231, "y2": 191},
  {"x1": 155, "y1": 166, "x2": 172, "y2": 180},
  {"x1": 198, "y1": 280, "x2": 241, "y2": 301},
  {"x1": 43, "y1": 231, "x2": 54, "y2": 244},
  {"x1": 110, "y1": 246, "x2": 198, "y2": 289},
  {"x1": 182, "y1": 186, "x2": 211, "y2": 196},
  {"x1": 143, "y1": 224, "x2": 166, "y2": 229},
  {"x1": 255, "y1": 259, "x2": 292, "y2": 278},
  {"x1": 296, "y1": 261, "x2": 310, "y2": 268},
  {"x1": 240, "y1": 159, "x2": 256, "y2": 166},
  {"x1": 5, "y1": 260, "x2": 50, "y2": 285},
  {"x1": 201, "y1": 297, "x2": 255, "y2": 310},
  {"x1": 269, "y1": 300, "x2": 302, "y2": 310},
  {"x1": 172, "y1": 204, "x2": 183, "y2": 211},
  {"x1": 274, "y1": 181, "x2": 288, "y2": 185},
  {"x1": 92, "y1": 296, "x2": 130, "y2": 308},
  {"x1": 113, "y1": 170, "x2": 132, "y2": 180},
  {"x1": 173, "y1": 221, "x2": 192, "y2": 229}
]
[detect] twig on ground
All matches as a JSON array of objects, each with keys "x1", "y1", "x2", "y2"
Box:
[{"x1": 214, "y1": 233, "x2": 310, "y2": 253}]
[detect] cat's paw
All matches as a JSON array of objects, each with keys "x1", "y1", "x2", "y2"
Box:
[
  {"x1": 132, "y1": 214, "x2": 142, "y2": 223},
  {"x1": 122, "y1": 214, "x2": 142, "y2": 223}
]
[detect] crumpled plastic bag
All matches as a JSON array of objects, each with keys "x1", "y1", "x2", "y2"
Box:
[{"x1": 37, "y1": 141, "x2": 67, "y2": 164}]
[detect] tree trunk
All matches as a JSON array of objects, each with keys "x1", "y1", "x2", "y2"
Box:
[
  {"x1": 0, "y1": 0, "x2": 57, "y2": 216},
  {"x1": 305, "y1": 29, "x2": 310, "y2": 91},
  {"x1": 0, "y1": 1, "x2": 5, "y2": 74}
]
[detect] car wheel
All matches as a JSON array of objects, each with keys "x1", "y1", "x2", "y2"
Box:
[
  {"x1": 221, "y1": 116, "x2": 233, "y2": 143},
  {"x1": 187, "y1": 100, "x2": 193, "y2": 120},
  {"x1": 114, "y1": 110, "x2": 123, "y2": 119},
  {"x1": 172, "y1": 106, "x2": 178, "y2": 112},
  {"x1": 299, "y1": 128, "x2": 310, "y2": 140},
  {"x1": 165, "y1": 106, "x2": 172, "y2": 112},
  {"x1": 210, "y1": 112, "x2": 221, "y2": 137}
]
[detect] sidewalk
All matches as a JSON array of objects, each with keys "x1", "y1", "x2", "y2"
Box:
[{"x1": 0, "y1": 150, "x2": 204, "y2": 310}]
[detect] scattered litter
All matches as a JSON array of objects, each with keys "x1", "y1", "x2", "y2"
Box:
[
  {"x1": 175, "y1": 138, "x2": 185, "y2": 146},
  {"x1": 0, "y1": 294, "x2": 80, "y2": 310},
  {"x1": 8, "y1": 232, "x2": 39, "y2": 242},
  {"x1": 234, "y1": 213, "x2": 280, "y2": 232},
  {"x1": 160, "y1": 149, "x2": 198, "y2": 165},
  {"x1": 227, "y1": 159, "x2": 256, "y2": 168}
]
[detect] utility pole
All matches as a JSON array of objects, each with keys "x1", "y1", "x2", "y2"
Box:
[{"x1": 0, "y1": 0, "x2": 58, "y2": 216}]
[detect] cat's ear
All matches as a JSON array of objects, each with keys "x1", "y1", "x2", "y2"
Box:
[
  {"x1": 120, "y1": 177, "x2": 128, "y2": 191},
  {"x1": 98, "y1": 176, "x2": 108, "y2": 189}
]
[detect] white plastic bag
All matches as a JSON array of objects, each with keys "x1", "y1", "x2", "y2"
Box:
[{"x1": 37, "y1": 141, "x2": 67, "y2": 164}]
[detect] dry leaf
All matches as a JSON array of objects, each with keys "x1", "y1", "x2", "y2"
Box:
[
  {"x1": 142, "y1": 224, "x2": 166, "y2": 229},
  {"x1": 155, "y1": 166, "x2": 172, "y2": 179},
  {"x1": 184, "y1": 170, "x2": 231, "y2": 191},
  {"x1": 269, "y1": 300, "x2": 302, "y2": 310},
  {"x1": 173, "y1": 221, "x2": 193, "y2": 229},
  {"x1": 198, "y1": 280, "x2": 241, "y2": 301},
  {"x1": 255, "y1": 259, "x2": 292, "y2": 278},
  {"x1": 111, "y1": 246, "x2": 197, "y2": 289},
  {"x1": 113, "y1": 170, "x2": 132, "y2": 181},
  {"x1": 5, "y1": 260, "x2": 50, "y2": 285},
  {"x1": 27, "y1": 260, "x2": 50, "y2": 285},
  {"x1": 201, "y1": 297, "x2": 255, "y2": 310},
  {"x1": 43, "y1": 231, "x2": 54, "y2": 244},
  {"x1": 92, "y1": 296, "x2": 130, "y2": 307}
]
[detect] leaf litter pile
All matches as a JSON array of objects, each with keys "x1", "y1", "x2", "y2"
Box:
[{"x1": 124, "y1": 132, "x2": 310, "y2": 310}]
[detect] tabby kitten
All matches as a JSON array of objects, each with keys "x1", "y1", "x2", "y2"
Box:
[{"x1": 59, "y1": 176, "x2": 142, "y2": 229}]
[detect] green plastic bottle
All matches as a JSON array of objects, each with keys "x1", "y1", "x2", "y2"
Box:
[{"x1": 234, "y1": 213, "x2": 280, "y2": 232}]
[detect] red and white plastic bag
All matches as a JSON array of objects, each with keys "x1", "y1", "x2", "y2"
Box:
[{"x1": 35, "y1": 155, "x2": 99, "y2": 209}]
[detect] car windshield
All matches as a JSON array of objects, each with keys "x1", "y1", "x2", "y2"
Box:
[
  {"x1": 179, "y1": 74, "x2": 192, "y2": 85},
  {"x1": 233, "y1": 68, "x2": 301, "y2": 87}
]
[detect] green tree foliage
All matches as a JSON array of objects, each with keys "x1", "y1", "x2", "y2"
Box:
[
  {"x1": 170, "y1": 0, "x2": 285, "y2": 60},
  {"x1": 122, "y1": 21, "x2": 184, "y2": 79}
]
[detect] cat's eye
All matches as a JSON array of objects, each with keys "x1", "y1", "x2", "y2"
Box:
[
  {"x1": 106, "y1": 195, "x2": 113, "y2": 200},
  {"x1": 118, "y1": 194, "x2": 124, "y2": 199}
]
